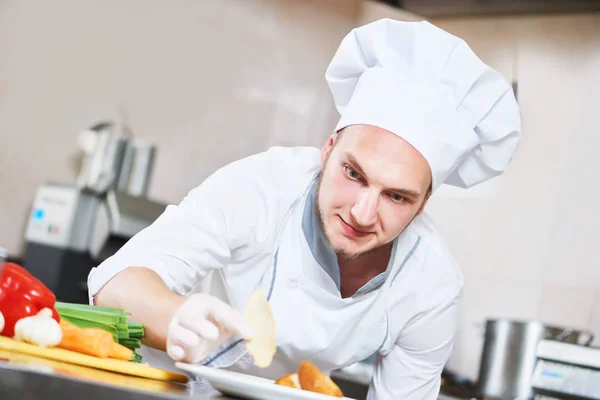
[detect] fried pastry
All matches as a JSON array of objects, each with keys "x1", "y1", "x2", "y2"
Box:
[{"x1": 298, "y1": 361, "x2": 343, "y2": 398}]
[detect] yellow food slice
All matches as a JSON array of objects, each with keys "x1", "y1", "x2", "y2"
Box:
[{"x1": 244, "y1": 288, "x2": 276, "y2": 368}]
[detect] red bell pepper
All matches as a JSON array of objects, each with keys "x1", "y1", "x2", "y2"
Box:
[{"x1": 0, "y1": 262, "x2": 60, "y2": 338}]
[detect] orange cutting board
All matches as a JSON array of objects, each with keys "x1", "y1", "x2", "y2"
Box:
[{"x1": 0, "y1": 336, "x2": 189, "y2": 383}]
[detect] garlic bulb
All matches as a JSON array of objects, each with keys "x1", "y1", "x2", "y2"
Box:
[{"x1": 13, "y1": 308, "x2": 62, "y2": 347}]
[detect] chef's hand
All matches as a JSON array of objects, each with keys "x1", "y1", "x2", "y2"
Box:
[{"x1": 166, "y1": 293, "x2": 253, "y2": 363}]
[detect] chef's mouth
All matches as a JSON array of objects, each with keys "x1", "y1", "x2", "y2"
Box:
[{"x1": 338, "y1": 216, "x2": 372, "y2": 238}]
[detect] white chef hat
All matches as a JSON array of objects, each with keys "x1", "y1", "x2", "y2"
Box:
[{"x1": 325, "y1": 18, "x2": 521, "y2": 191}]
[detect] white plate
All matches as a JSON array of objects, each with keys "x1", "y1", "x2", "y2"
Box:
[{"x1": 175, "y1": 362, "x2": 355, "y2": 400}]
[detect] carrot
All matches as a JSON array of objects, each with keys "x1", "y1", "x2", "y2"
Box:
[
  {"x1": 57, "y1": 324, "x2": 114, "y2": 358},
  {"x1": 58, "y1": 318, "x2": 134, "y2": 361},
  {"x1": 109, "y1": 341, "x2": 134, "y2": 361},
  {"x1": 59, "y1": 319, "x2": 75, "y2": 329}
]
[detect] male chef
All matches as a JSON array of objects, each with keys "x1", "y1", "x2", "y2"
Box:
[{"x1": 88, "y1": 19, "x2": 521, "y2": 399}]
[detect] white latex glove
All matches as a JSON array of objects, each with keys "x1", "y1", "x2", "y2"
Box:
[{"x1": 166, "y1": 293, "x2": 253, "y2": 363}]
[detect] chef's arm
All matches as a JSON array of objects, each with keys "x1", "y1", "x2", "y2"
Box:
[
  {"x1": 88, "y1": 196, "x2": 232, "y2": 351},
  {"x1": 94, "y1": 267, "x2": 185, "y2": 351},
  {"x1": 367, "y1": 288, "x2": 462, "y2": 400},
  {"x1": 88, "y1": 184, "x2": 243, "y2": 352}
]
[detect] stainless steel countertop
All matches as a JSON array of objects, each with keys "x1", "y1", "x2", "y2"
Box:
[
  {"x1": 0, "y1": 355, "x2": 232, "y2": 400},
  {"x1": 0, "y1": 354, "x2": 467, "y2": 400}
]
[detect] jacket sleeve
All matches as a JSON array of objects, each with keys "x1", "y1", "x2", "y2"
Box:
[
  {"x1": 367, "y1": 287, "x2": 463, "y2": 400},
  {"x1": 88, "y1": 153, "x2": 274, "y2": 301}
]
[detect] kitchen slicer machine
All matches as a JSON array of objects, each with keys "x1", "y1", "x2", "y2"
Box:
[
  {"x1": 23, "y1": 121, "x2": 167, "y2": 304},
  {"x1": 532, "y1": 339, "x2": 600, "y2": 399}
]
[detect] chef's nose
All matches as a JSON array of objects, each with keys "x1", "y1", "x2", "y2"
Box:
[{"x1": 350, "y1": 189, "x2": 378, "y2": 227}]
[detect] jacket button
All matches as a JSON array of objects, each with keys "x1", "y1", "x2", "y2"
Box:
[
  {"x1": 380, "y1": 315, "x2": 386, "y2": 324},
  {"x1": 288, "y1": 279, "x2": 300, "y2": 290}
]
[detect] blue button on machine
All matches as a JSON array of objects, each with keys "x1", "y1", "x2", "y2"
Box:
[{"x1": 33, "y1": 209, "x2": 45, "y2": 220}]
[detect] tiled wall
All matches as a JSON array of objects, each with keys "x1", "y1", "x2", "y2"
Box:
[
  {"x1": 2, "y1": 0, "x2": 600, "y2": 383},
  {"x1": 414, "y1": 13, "x2": 600, "y2": 380}
]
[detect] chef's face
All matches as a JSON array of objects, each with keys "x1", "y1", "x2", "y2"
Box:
[{"x1": 317, "y1": 125, "x2": 432, "y2": 259}]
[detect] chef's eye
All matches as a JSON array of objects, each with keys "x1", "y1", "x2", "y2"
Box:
[
  {"x1": 344, "y1": 166, "x2": 360, "y2": 180},
  {"x1": 390, "y1": 193, "x2": 405, "y2": 203}
]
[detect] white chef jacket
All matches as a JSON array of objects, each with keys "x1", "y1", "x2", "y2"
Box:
[{"x1": 87, "y1": 146, "x2": 464, "y2": 400}]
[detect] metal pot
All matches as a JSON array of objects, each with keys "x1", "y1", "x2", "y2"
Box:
[{"x1": 476, "y1": 318, "x2": 594, "y2": 399}]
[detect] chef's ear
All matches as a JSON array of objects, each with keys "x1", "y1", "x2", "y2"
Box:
[{"x1": 321, "y1": 131, "x2": 340, "y2": 166}]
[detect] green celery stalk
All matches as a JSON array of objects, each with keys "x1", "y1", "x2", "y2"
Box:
[
  {"x1": 57, "y1": 308, "x2": 122, "y2": 326},
  {"x1": 55, "y1": 302, "x2": 131, "y2": 318},
  {"x1": 119, "y1": 338, "x2": 142, "y2": 349},
  {"x1": 127, "y1": 322, "x2": 144, "y2": 336},
  {"x1": 55, "y1": 302, "x2": 122, "y2": 312}
]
